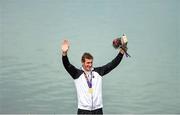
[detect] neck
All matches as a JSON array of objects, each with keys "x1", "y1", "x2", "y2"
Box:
[{"x1": 84, "y1": 69, "x2": 90, "y2": 73}]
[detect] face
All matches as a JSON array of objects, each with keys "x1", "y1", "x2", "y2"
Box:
[{"x1": 82, "y1": 58, "x2": 93, "y2": 71}]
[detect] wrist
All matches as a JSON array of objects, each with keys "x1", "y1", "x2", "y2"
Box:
[
  {"x1": 62, "y1": 51, "x2": 67, "y2": 56},
  {"x1": 119, "y1": 48, "x2": 125, "y2": 55}
]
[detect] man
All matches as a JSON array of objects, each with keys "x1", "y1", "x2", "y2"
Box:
[{"x1": 61, "y1": 39, "x2": 126, "y2": 114}]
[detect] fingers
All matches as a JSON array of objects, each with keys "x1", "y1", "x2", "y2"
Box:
[
  {"x1": 61, "y1": 39, "x2": 69, "y2": 56},
  {"x1": 62, "y1": 39, "x2": 70, "y2": 50},
  {"x1": 63, "y1": 39, "x2": 69, "y2": 45}
]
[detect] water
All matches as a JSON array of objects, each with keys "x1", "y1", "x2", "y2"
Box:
[{"x1": 0, "y1": 0, "x2": 179, "y2": 114}]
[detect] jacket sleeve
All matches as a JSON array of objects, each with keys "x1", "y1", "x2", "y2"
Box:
[
  {"x1": 95, "y1": 52, "x2": 123, "y2": 76},
  {"x1": 62, "y1": 55, "x2": 80, "y2": 79}
]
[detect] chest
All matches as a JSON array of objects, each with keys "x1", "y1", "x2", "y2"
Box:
[{"x1": 75, "y1": 72, "x2": 102, "y2": 89}]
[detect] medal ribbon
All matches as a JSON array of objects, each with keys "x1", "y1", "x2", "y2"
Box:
[{"x1": 83, "y1": 72, "x2": 92, "y2": 88}]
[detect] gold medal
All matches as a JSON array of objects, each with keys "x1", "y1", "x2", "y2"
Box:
[{"x1": 88, "y1": 88, "x2": 93, "y2": 94}]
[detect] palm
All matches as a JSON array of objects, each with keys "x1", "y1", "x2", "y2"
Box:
[{"x1": 62, "y1": 40, "x2": 69, "y2": 52}]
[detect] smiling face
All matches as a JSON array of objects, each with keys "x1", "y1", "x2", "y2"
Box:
[
  {"x1": 81, "y1": 52, "x2": 93, "y2": 72},
  {"x1": 82, "y1": 58, "x2": 93, "y2": 71}
]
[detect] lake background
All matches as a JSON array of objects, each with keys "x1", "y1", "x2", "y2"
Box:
[{"x1": 0, "y1": 0, "x2": 179, "y2": 114}]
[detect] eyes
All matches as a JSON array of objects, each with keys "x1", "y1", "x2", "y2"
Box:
[
  {"x1": 86, "y1": 61, "x2": 92, "y2": 65},
  {"x1": 84, "y1": 59, "x2": 93, "y2": 65}
]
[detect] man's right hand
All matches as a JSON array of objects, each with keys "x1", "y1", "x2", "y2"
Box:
[{"x1": 61, "y1": 40, "x2": 69, "y2": 56}]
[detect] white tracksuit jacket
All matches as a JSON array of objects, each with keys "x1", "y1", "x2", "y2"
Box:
[{"x1": 62, "y1": 53, "x2": 123, "y2": 110}]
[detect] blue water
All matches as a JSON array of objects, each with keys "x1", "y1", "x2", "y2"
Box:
[{"x1": 0, "y1": 0, "x2": 179, "y2": 114}]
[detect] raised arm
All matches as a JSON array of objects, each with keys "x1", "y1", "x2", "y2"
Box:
[
  {"x1": 61, "y1": 40, "x2": 80, "y2": 79},
  {"x1": 94, "y1": 49, "x2": 124, "y2": 76},
  {"x1": 95, "y1": 34, "x2": 129, "y2": 76}
]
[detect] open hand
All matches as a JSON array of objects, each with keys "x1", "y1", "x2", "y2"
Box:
[{"x1": 61, "y1": 40, "x2": 69, "y2": 55}]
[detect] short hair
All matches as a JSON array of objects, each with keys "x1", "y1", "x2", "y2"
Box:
[{"x1": 81, "y1": 52, "x2": 93, "y2": 62}]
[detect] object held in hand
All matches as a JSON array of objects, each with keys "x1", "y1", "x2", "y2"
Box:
[{"x1": 112, "y1": 34, "x2": 131, "y2": 57}]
